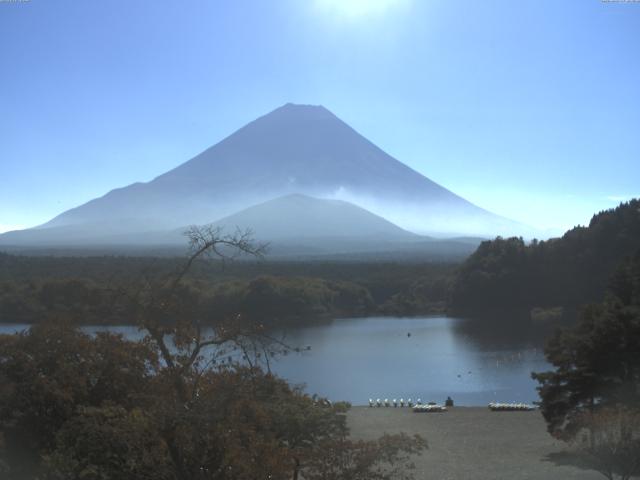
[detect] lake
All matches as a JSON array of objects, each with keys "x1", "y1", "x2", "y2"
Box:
[{"x1": 0, "y1": 316, "x2": 551, "y2": 406}]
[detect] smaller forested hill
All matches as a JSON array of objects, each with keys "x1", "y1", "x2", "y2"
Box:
[{"x1": 449, "y1": 199, "x2": 640, "y2": 314}]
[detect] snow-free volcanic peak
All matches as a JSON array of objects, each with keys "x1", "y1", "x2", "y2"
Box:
[{"x1": 1, "y1": 103, "x2": 527, "y2": 246}]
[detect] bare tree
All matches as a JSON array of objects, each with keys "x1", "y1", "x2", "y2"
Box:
[
  {"x1": 129, "y1": 225, "x2": 276, "y2": 387},
  {"x1": 123, "y1": 225, "x2": 287, "y2": 479}
]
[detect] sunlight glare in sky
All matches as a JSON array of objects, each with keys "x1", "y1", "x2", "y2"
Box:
[
  {"x1": 314, "y1": 0, "x2": 412, "y2": 18},
  {"x1": 1, "y1": 1, "x2": 638, "y2": 234}
]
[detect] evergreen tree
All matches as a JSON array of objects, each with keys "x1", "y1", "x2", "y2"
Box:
[{"x1": 532, "y1": 252, "x2": 640, "y2": 439}]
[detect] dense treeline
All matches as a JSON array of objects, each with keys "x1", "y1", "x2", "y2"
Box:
[
  {"x1": 533, "y1": 250, "x2": 640, "y2": 437},
  {"x1": 529, "y1": 250, "x2": 640, "y2": 479},
  {"x1": 449, "y1": 200, "x2": 640, "y2": 315},
  {"x1": 0, "y1": 275, "x2": 374, "y2": 326},
  {"x1": 0, "y1": 254, "x2": 455, "y2": 325}
]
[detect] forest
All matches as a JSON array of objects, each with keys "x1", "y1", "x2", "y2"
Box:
[
  {"x1": 449, "y1": 200, "x2": 640, "y2": 317},
  {"x1": 0, "y1": 254, "x2": 454, "y2": 326}
]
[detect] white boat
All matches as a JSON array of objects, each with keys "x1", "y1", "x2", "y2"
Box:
[
  {"x1": 413, "y1": 404, "x2": 447, "y2": 413},
  {"x1": 488, "y1": 402, "x2": 535, "y2": 411}
]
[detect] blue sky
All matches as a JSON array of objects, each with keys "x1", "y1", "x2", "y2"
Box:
[{"x1": 1, "y1": 0, "x2": 639, "y2": 235}]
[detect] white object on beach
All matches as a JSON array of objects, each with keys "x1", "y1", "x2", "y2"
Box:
[
  {"x1": 488, "y1": 402, "x2": 535, "y2": 411},
  {"x1": 413, "y1": 404, "x2": 447, "y2": 413}
]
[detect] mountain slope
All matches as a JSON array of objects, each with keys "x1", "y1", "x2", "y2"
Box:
[
  {"x1": 211, "y1": 194, "x2": 417, "y2": 240},
  {"x1": 0, "y1": 195, "x2": 417, "y2": 246},
  {"x1": 0, "y1": 194, "x2": 481, "y2": 261},
  {"x1": 3, "y1": 103, "x2": 525, "y2": 245}
]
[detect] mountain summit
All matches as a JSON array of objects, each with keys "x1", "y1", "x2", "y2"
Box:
[{"x1": 4, "y1": 103, "x2": 524, "y2": 245}]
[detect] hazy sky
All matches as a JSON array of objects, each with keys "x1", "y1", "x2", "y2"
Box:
[{"x1": 1, "y1": 0, "x2": 639, "y2": 235}]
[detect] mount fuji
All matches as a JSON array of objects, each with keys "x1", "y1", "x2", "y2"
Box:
[{"x1": 1, "y1": 103, "x2": 526, "y2": 249}]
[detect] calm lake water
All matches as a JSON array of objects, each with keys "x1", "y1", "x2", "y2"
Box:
[{"x1": 0, "y1": 316, "x2": 551, "y2": 406}]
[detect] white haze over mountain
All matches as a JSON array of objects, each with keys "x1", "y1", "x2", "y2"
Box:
[
  {"x1": 0, "y1": 103, "x2": 533, "y2": 248},
  {"x1": 211, "y1": 194, "x2": 417, "y2": 240}
]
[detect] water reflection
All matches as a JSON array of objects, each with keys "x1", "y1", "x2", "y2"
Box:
[
  {"x1": 452, "y1": 313, "x2": 555, "y2": 350},
  {"x1": 273, "y1": 316, "x2": 550, "y2": 405}
]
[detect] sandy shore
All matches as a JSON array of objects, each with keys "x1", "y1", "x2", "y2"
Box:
[{"x1": 347, "y1": 406, "x2": 607, "y2": 480}]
